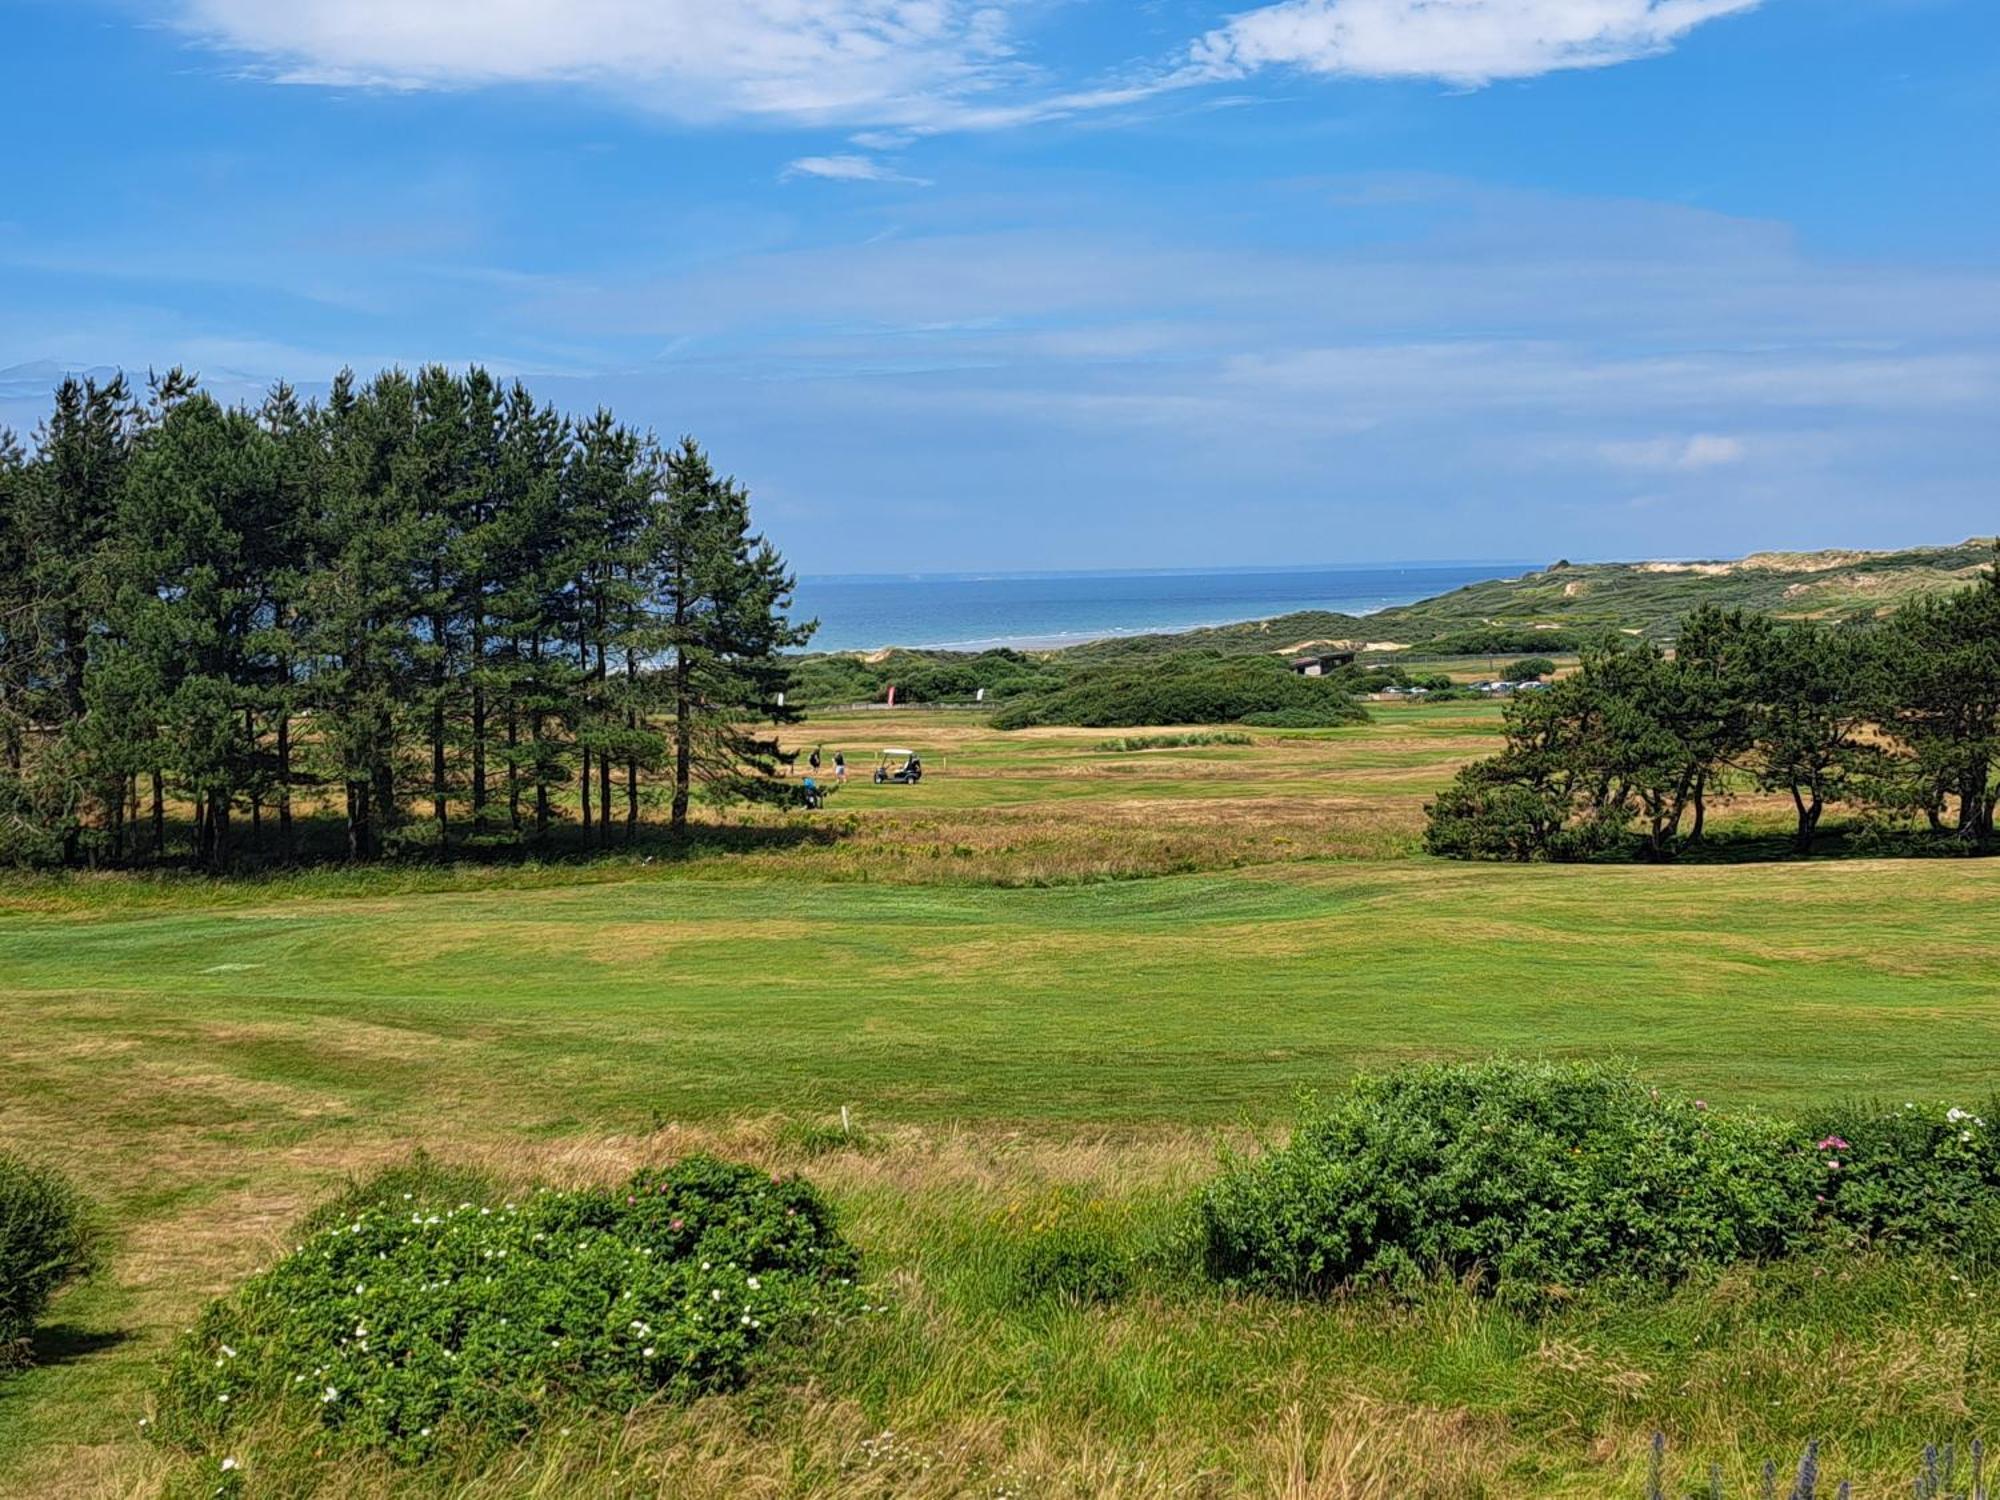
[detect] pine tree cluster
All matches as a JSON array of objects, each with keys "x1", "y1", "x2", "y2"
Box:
[{"x1": 0, "y1": 366, "x2": 813, "y2": 869}]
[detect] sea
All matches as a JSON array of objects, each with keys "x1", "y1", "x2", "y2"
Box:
[{"x1": 792, "y1": 562, "x2": 1530, "y2": 654}]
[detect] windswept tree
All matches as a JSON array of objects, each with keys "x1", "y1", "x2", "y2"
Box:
[
  {"x1": 1751, "y1": 622, "x2": 1881, "y2": 853},
  {"x1": 1874, "y1": 550, "x2": 2000, "y2": 850}
]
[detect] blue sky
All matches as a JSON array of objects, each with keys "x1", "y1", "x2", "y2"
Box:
[{"x1": 1, "y1": 0, "x2": 1995, "y2": 573}]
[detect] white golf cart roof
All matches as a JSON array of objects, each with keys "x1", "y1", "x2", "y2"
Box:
[{"x1": 879, "y1": 748, "x2": 916, "y2": 757}]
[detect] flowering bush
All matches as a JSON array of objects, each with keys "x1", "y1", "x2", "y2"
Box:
[
  {"x1": 1803, "y1": 1099, "x2": 2000, "y2": 1258},
  {"x1": 1197, "y1": 1061, "x2": 1819, "y2": 1298},
  {"x1": 152, "y1": 1155, "x2": 860, "y2": 1462},
  {"x1": 0, "y1": 1153, "x2": 97, "y2": 1365}
]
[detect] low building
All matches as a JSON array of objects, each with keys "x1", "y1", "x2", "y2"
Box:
[{"x1": 1287, "y1": 650, "x2": 1357, "y2": 677}]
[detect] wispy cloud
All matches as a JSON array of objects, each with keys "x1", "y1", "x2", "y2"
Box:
[
  {"x1": 782, "y1": 154, "x2": 933, "y2": 186},
  {"x1": 171, "y1": 0, "x2": 1027, "y2": 127},
  {"x1": 166, "y1": 0, "x2": 1760, "y2": 134},
  {"x1": 1191, "y1": 0, "x2": 1762, "y2": 87}
]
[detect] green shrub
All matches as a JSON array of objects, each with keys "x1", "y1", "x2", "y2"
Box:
[
  {"x1": 1006, "y1": 1220, "x2": 1132, "y2": 1307},
  {"x1": 1094, "y1": 732, "x2": 1254, "y2": 751},
  {"x1": 0, "y1": 1154, "x2": 97, "y2": 1365},
  {"x1": 1410, "y1": 627, "x2": 1586, "y2": 657},
  {"x1": 994, "y1": 651, "x2": 1367, "y2": 730},
  {"x1": 1238, "y1": 706, "x2": 1364, "y2": 729},
  {"x1": 1504, "y1": 656, "x2": 1558, "y2": 682},
  {"x1": 774, "y1": 1116, "x2": 882, "y2": 1159},
  {"x1": 153, "y1": 1155, "x2": 861, "y2": 1463},
  {"x1": 1198, "y1": 1061, "x2": 1816, "y2": 1299},
  {"x1": 1803, "y1": 1099, "x2": 2000, "y2": 1260}
]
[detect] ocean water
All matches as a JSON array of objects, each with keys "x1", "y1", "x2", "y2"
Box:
[{"x1": 793, "y1": 562, "x2": 1528, "y2": 654}]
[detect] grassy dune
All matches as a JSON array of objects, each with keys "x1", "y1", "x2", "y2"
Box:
[
  {"x1": 1054, "y1": 538, "x2": 1997, "y2": 659},
  {"x1": 5, "y1": 705, "x2": 2000, "y2": 1496}
]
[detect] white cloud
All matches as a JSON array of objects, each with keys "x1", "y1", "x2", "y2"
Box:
[
  {"x1": 172, "y1": 0, "x2": 1025, "y2": 126},
  {"x1": 166, "y1": 0, "x2": 1760, "y2": 133},
  {"x1": 781, "y1": 154, "x2": 933, "y2": 186},
  {"x1": 1192, "y1": 0, "x2": 1762, "y2": 86}
]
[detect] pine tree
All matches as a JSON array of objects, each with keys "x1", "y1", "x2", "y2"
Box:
[
  {"x1": 655, "y1": 438, "x2": 814, "y2": 835},
  {"x1": 302, "y1": 370, "x2": 425, "y2": 861}
]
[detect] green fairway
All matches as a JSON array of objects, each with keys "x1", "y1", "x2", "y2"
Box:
[{"x1": 8, "y1": 857, "x2": 2000, "y2": 1140}]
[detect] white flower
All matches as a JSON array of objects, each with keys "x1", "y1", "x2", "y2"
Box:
[
  {"x1": 710, "y1": 1289, "x2": 723, "y2": 1301},
  {"x1": 642, "y1": 1346, "x2": 656, "y2": 1357},
  {"x1": 746, "y1": 1276, "x2": 760, "y2": 1290},
  {"x1": 1950, "y1": 1107, "x2": 1970, "y2": 1123},
  {"x1": 220, "y1": 1457, "x2": 239, "y2": 1472},
  {"x1": 322, "y1": 1387, "x2": 339, "y2": 1403}
]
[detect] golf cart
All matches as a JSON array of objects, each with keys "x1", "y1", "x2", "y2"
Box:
[{"x1": 873, "y1": 748, "x2": 924, "y2": 785}]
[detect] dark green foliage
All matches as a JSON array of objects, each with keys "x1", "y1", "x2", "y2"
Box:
[
  {"x1": 1005, "y1": 1220, "x2": 1132, "y2": 1307},
  {"x1": 152, "y1": 1155, "x2": 860, "y2": 1463},
  {"x1": 1412, "y1": 627, "x2": 1588, "y2": 657},
  {"x1": 1423, "y1": 762, "x2": 1628, "y2": 861},
  {"x1": 1200, "y1": 1062, "x2": 2000, "y2": 1304},
  {"x1": 1198, "y1": 1061, "x2": 1817, "y2": 1298},
  {"x1": 1238, "y1": 705, "x2": 1370, "y2": 729},
  {"x1": 1094, "y1": 732, "x2": 1254, "y2": 751},
  {"x1": 785, "y1": 648, "x2": 1058, "y2": 708},
  {"x1": 655, "y1": 438, "x2": 815, "y2": 833},
  {"x1": 1872, "y1": 560, "x2": 2000, "y2": 850},
  {"x1": 1800, "y1": 1101, "x2": 2000, "y2": 1261},
  {"x1": 0, "y1": 367, "x2": 810, "y2": 868},
  {"x1": 1426, "y1": 567, "x2": 2000, "y2": 861},
  {"x1": 1504, "y1": 656, "x2": 1558, "y2": 682},
  {"x1": 992, "y1": 651, "x2": 1367, "y2": 730},
  {"x1": 0, "y1": 1153, "x2": 97, "y2": 1364}
]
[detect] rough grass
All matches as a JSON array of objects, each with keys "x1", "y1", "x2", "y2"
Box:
[{"x1": 5, "y1": 701, "x2": 2000, "y2": 1495}]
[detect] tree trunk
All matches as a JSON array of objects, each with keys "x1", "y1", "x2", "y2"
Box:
[
  {"x1": 151, "y1": 768, "x2": 165, "y2": 857},
  {"x1": 209, "y1": 793, "x2": 230, "y2": 872},
  {"x1": 529, "y1": 637, "x2": 548, "y2": 842},
  {"x1": 671, "y1": 646, "x2": 692, "y2": 835},
  {"x1": 372, "y1": 758, "x2": 395, "y2": 860},
  {"x1": 626, "y1": 649, "x2": 640, "y2": 843},
  {"x1": 471, "y1": 624, "x2": 488, "y2": 834},
  {"x1": 1790, "y1": 783, "x2": 1824, "y2": 854},
  {"x1": 506, "y1": 702, "x2": 521, "y2": 834},
  {"x1": 276, "y1": 714, "x2": 293, "y2": 859},
  {"x1": 431, "y1": 693, "x2": 448, "y2": 847}
]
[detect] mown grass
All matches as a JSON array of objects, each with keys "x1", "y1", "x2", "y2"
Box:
[{"x1": 4, "y1": 702, "x2": 1999, "y2": 1496}]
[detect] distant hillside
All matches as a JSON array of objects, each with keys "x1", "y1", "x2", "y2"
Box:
[{"x1": 1061, "y1": 538, "x2": 1997, "y2": 661}]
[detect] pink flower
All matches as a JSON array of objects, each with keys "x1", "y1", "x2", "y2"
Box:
[
  {"x1": 669, "y1": 1218, "x2": 684, "y2": 1231},
  {"x1": 1694, "y1": 1100, "x2": 1707, "y2": 1111},
  {"x1": 1816, "y1": 1136, "x2": 1849, "y2": 1152}
]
